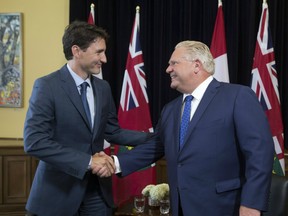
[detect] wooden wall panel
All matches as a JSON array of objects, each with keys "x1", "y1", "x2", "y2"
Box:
[
  {"x1": 156, "y1": 158, "x2": 168, "y2": 184},
  {"x1": 0, "y1": 156, "x2": 2, "y2": 204},
  {"x1": 3, "y1": 156, "x2": 31, "y2": 204}
]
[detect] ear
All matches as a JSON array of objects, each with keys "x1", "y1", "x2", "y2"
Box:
[
  {"x1": 71, "y1": 45, "x2": 80, "y2": 57},
  {"x1": 194, "y1": 61, "x2": 200, "y2": 73}
]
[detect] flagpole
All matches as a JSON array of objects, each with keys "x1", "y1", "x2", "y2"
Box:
[
  {"x1": 136, "y1": 6, "x2": 140, "y2": 32},
  {"x1": 88, "y1": 3, "x2": 95, "y2": 25},
  {"x1": 136, "y1": 5, "x2": 140, "y2": 28},
  {"x1": 90, "y1": 3, "x2": 95, "y2": 20},
  {"x1": 218, "y1": 0, "x2": 222, "y2": 7},
  {"x1": 90, "y1": 3, "x2": 95, "y2": 19}
]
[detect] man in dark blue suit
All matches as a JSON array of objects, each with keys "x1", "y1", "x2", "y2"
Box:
[
  {"x1": 115, "y1": 41, "x2": 274, "y2": 216},
  {"x1": 24, "y1": 21, "x2": 149, "y2": 216}
]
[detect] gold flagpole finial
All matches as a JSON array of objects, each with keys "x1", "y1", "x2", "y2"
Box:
[
  {"x1": 90, "y1": 3, "x2": 95, "y2": 9},
  {"x1": 136, "y1": 6, "x2": 140, "y2": 13}
]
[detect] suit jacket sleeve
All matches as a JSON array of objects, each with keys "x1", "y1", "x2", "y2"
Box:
[
  {"x1": 234, "y1": 86, "x2": 274, "y2": 210},
  {"x1": 24, "y1": 76, "x2": 90, "y2": 179}
]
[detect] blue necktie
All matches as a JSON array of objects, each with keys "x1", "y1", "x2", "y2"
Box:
[
  {"x1": 80, "y1": 82, "x2": 92, "y2": 128},
  {"x1": 179, "y1": 95, "x2": 193, "y2": 149}
]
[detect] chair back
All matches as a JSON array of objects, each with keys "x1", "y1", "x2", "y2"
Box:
[{"x1": 263, "y1": 174, "x2": 288, "y2": 216}]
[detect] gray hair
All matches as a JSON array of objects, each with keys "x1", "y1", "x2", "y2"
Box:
[{"x1": 175, "y1": 41, "x2": 215, "y2": 74}]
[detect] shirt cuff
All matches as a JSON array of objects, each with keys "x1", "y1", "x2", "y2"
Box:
[
  {"x1": 111, "y1": 155, "x2": 121, "y2": 174},
  {"x1": 87, "y1": 156, "x2": 92, "y2": 170}
]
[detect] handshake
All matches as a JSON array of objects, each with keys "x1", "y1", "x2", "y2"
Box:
[{"x1": 90, "y1": 151, "x2": 116, "y2": 178}]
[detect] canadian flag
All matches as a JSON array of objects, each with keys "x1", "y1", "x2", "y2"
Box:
[{"x1": 210, "y1": 0, "x2": 229, "y2": 83}]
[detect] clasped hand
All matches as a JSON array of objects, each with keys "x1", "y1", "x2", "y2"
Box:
[{"x1": 90, "y1": 151, "x2": 115, "y2": 177}]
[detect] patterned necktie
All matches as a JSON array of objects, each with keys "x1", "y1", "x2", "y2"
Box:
[
  {"x1": 179, "y1": 95, "x2": 193, "y2": 149},
  {"x1": 80, "y1": 82, "x2": 92, "y2": 128}
]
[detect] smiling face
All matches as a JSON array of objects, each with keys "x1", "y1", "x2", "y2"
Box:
[
  {"x1": 71, "y1": 38, "x2": 107, "y2": 79},
  {"x1": 166, "y1": 47, "x2": 199, "y2": 94}
]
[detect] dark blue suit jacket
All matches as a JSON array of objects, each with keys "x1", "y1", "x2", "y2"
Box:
[
  {"x1": 118, "y1": 79, "x2": 274, "y2": 216},
  {"x1": 24, "y1": 65, "x2": 149, "y2": 215}
]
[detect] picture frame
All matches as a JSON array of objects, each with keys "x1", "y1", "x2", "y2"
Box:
[{"x1": 0, "y1": 13, "x2": 23, "y2": 108}]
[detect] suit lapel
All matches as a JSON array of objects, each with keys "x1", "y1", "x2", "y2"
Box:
[
  {"x1": 172, "y1": 97, "x2": 183, "y2": 153},
  {"x1": 91, "y1": 76, "x2": 102, "y2": 140},
  {"x1": 59, "y1": 65, "x2": 92, "y2": 131},
  {"x1": 180, "y1": 79, "x2": 220, "y2": 151}
]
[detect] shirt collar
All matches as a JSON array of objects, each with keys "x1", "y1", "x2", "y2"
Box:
[
  {"x1": 183, "y1": 76, "x2": 213, "y2": 102},
  {"x1": 66, "y1": 64, "x2": 91, "y2": 87}
]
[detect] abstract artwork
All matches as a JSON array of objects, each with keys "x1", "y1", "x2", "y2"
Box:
[{"x1": 0, "y1": 13, "x2": 23, "y2": 107}]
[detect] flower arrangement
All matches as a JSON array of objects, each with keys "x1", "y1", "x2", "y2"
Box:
[
  {"x1": 141, "y1": 183, "x2": 169, "y2": 201},
  {"x1": 142, "y1": 184, "x2": 155, "y2": 197}
]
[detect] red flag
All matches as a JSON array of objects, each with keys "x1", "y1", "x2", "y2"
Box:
[
  {"x1": 251, "y1": 1, "x2": 285, "y2": 176},
  {"x1": 112, "y1": 6, "x2": 156, "y2": 206},
  {"x1": 87, "y1": 3, "x2": 109, "y2": 153},
  {"x1": 210, "y1": 0, "x2": 229, "y2": 83},
  {"x1": 88, "y1": 3, "x2": 103, "y2": 79}
]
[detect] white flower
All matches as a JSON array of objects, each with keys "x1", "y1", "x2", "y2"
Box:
[
  {"x1": 144, "y1": 183, "x2": 169, "y2": 201},
  {"x1": 141, "y1": 184, "x2": 155, "y2": 196}
]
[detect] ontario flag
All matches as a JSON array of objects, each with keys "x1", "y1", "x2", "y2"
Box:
[
  {"x1": 210, "y1": 0, "x2": 229, "y2": 83},
  {"x1": 251, "y1": 1, "x2": 285, "y2": 176},
  {"x1": 112, "y1": 6, "x2": 156, "y2": 206}
]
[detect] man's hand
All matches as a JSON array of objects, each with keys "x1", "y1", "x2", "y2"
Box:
[
  {"x1": 90, "y1": 151, "x2": 115, "y2": 177},
  {"x1": 239, "y1": 206, "x2": 260, "y2": 216}
]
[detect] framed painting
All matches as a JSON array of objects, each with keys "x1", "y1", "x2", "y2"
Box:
[{"x1": 0, "y1": 13, "x2": 23, "y2": 107}]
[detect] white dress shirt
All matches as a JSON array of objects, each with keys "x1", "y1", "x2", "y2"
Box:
[
  {"x1": 67, "y1": 64, "x2": 95, "y2": 127},
  {"x1": 182, "y1": 76, "x2": 213, "y2": 120}
]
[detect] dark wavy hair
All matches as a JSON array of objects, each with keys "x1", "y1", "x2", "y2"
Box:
[{"x1": 62, "y1": 21, "x2": 109, "y2": 60}]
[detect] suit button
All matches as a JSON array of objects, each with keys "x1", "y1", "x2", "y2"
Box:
[{"x1": 178, "y1": 164, "x2": 182, "y2": 167}]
